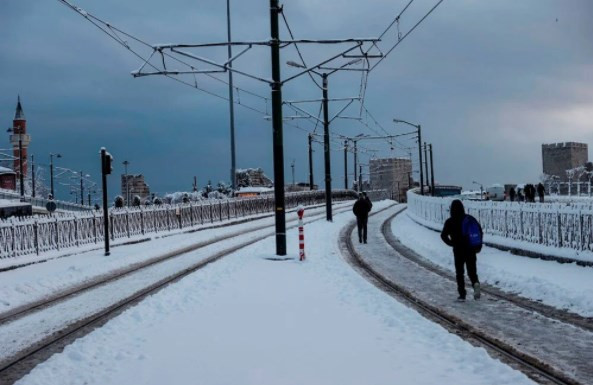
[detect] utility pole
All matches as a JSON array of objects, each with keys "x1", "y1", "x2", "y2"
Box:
[
  {"x1": 270, "y1": 0, "x2": 286, "y2": 255},
  {"x1": 429, "y1": 143, "x2": 435, "y2": 196},
  {"x1": 123, "y1": 160, "x2": 129, "y2": 206},
  {"x1": 31, "y1": 154, "x2": 35, "y2": 198},
  {"x1": 344, "y1": 140, "x2": 348, "y2": 189},
  {"x1": 18, "y1": 137, "x2": 24, "y2": 199},
  {"x1": 354, "y1": 140, "x2": 358, "y2": 191},
  {"x1": 291, "y1": 159, "x2": 295, "y2": 186},
  {"x1": 359, "y1": 164, "x2": 363, "y2": 191},
  {"x1": 50, "y1": 153, "x2": 61, "y2": 199},
  {"x1": 322, "y1": 73, "x2": 332, "y2": 221},
  {"x1": 227, "y1": 0, "x2": 237, "y2": 190},
  {"x1": 80, "y1": 170, "x2": 84, "y2": 206},
  {"x1": 393, "y1": 119, "x2": 423, "y2": 196},
  {"x1": 100, "y1": 148, "x2": 112, "y2": 256},
  {"x1": 424, "y1": 142, "x2": 430, "y2": 195},
  {"x1": 308, "y1": 133, "x2": 314, "y2": 190}
]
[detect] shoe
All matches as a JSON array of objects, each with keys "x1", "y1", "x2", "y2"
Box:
[
  {"x1": 364, "y1": 240, "x2": 367, "y2": 244},
  {"x1": 359, "y1": 238, "x2": 362, "y2": 244},
  {"x1": 456, "y1": 296, "x2": 466, "y2": 302},
  {"x1": 473, "y1": 282, "x2": 481, "y2": 300}
]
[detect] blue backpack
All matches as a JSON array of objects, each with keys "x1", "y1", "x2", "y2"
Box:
[{"x1": 462, "y1": 215, "x2": 483, "y2": 253}]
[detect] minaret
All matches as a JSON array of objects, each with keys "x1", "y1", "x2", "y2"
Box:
[{"x1": 10, "y1": 96, "x2": 31, "y2": 176}]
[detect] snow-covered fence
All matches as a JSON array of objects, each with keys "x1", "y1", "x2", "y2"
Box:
[
  {"x1": 407, "y1": 191, "x2": 593, "y2": 252},
  {"x1": 0, "y1": 189, "x2": 91, "y2": 212},
  {"x1": 0, "y1": 190, "x2": 357, "y2": 259}
]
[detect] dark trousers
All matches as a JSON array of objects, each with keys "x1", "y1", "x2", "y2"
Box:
[
  {"x1": 453, "y1": 249, "x2": 479, "y2": 297},
  {"x1": 356, "y1": 216, "x2": 368, "y2": 242}
]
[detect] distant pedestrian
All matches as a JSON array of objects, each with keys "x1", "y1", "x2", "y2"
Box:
[
  {"x1": 537, "y1": 183, "x2": 545, "y2": 203},
  {"x1": 509, "y1": 187, "x2": 516, "y2": 202},
  {"x1": 440, "y1": 199, "x2": 482, "y2": 301},
  {"x1": 526, "y1": 184, "x2": 536, "y2": 203},
  {"x1": 353, "y1": 192, "x2": 371, "y2": 244}
]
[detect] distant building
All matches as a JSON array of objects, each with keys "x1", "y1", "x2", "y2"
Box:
[
  {"x1": 121, "y1": 174, "x2": 150, "y2": 203},
  {"x1": 236, "y1": 168, "x2": 273, "y2": 188},
  {"x1": 542, "y1": 142, "x2": 588, "y2": 181},
  {"x1": 235, "y1": 186, "x2": 274, "y2": 198},
  {"x1": 369, "y1": 157, "x2": 412, "y2": 201}
]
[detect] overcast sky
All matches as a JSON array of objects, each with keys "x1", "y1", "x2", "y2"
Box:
[{"x1": 1, "y1": 0, "x2": 592, "y2": 201}]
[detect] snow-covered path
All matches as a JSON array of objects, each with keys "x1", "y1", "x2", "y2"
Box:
[
  {"x1": 392, "y1": 210, "x2": 593, "y2": 318},
  {"x1": 15, "y1": 201, "x2": 532, "y2": 385}
]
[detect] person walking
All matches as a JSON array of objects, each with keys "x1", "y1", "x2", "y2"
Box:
[
  {"x1": 440, "y1": 199, "x2": 482, "y2": 301},
  {"x1": 537, "y1": 183, "x2": 545, "y2": 203},
  {"x1": 509, "y1": 187, "x2": 516, "y2": 202},
  {"x1": 353, "y1": 192, "x2": 371, "y2": 244}
]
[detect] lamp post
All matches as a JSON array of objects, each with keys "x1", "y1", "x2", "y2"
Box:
[
  {"x1": 472, "y1": 180, "x2": 484, "y2": 200},
  {"x1": 123, "y1": 160, "x2": 130, "y2": 206},
  {"x1": 31, "y1": 154, "x2": 35, "y2": 197},
  {"x1": 393, "y1": 119, "x2": 423, "y2": 195},
  {"x1": 49, "y1": 153, "x2": 62, "y2": 199}
]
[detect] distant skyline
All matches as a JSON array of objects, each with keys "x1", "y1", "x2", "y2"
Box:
[{"x1": 1, "y1": 0, "x2": 592, "y2": 202}]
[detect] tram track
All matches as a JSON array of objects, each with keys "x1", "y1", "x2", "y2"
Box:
[
  {"x1": 340, "y1": 206, "x2": 582, "y2": 385},
  {"x1": 0, "y1": 203, "x2": 351, "y2": 384},
  {"x1": 383, "y1": 209, "x2": 593, "y2": 333}
]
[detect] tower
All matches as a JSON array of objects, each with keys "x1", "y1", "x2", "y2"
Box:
[{"x1": 10, "y1": 96, "x2": 30, "y2": 177}]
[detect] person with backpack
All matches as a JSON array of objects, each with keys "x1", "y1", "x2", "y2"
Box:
[
  {"x1": 440, "y1": 199, "x2": 483, "y2": 301},
  {"x1": 362, "y1": 191, "x2": 373, "y2": 213},
  {"x1": 509, "y1": 187, "x2": 516, "y2": 202},
  {"x1": 353, "y1": 192, "x2": 371, "y2": 244}
]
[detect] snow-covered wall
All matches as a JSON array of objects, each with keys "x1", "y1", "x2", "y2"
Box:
[{"x1": 407, "y1": 191, "x2": 593, "y2": 253}]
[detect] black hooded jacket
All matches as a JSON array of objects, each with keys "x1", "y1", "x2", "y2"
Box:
[{"x1": 441, "y1": 200, "x2": 468, "y2": 251}]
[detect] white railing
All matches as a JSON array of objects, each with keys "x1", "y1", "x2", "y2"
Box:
[
  {"x1": 407, "y1": 191, "x2": 593, "y2": 252},
  {"x1": 0, "y1": 190, "x2": 357, "y2": 259}
]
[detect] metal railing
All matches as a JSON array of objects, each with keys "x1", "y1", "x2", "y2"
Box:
[
  {"x1": 0, "y1": 190, "x2": 357, "y2": 259},
  {"x1": 407, "y1": 191, "x2": 593, "y2": 252}
]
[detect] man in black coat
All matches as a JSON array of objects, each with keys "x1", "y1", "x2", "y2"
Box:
[
  {"x1": 353, "y1": 192, "x2": 371, "y2": 244},
  {"x1": 440, "y1": 199, "x2": 482, "y2": 301}
]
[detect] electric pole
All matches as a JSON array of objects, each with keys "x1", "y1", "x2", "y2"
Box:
[
  {"x1": 429, "y1": 143, "x2": 435, "y2": 196},
  {"x1": 31, "y1": 154, "x2": 35, "y2": 198},
  {"x1": 424, "y1": 142, "x2": 430, "y2": 195},
  {"x1": 227, "y1": 0, "x2": 237, "y2": 190},
  {"x1": 322, "y1": 73, "x2": 332, "y2": 221},
  {"x1": 354, "y1": 140, "x2": 358, "y2": 191},
  {"x1": 344, "y1": 140, "x2": 348, "y2": 189},
  {"x1": 308, "y1": 133, "x2": 314, "y2": 190}
]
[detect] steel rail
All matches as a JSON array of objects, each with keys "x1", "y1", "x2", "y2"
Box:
[{"x1": 340, "y1": 208, "x2": 581, "y2": 385}]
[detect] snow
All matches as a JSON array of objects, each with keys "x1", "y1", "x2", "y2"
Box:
[
  {"x1": 393, "y1": 211, "x2": 593, "y2": 318},
  {"x1": 14, "y1": 201, "x2": 532, "y2": 385}
]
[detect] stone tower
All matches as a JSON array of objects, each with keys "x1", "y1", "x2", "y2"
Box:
[
  {"x1": 542, "y1": 142, "x2": 588, "y2": 180},
  {"x1": 10, "y1": 96, "x2": 31, "y2": 177}
]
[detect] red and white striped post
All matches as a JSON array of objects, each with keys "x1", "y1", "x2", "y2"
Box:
[{"x1": 297, "y1": 205, "x2": 305, "y2": 261}]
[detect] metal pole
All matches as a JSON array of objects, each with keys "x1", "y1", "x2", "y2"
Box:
[
  {"x1": 344, "y1": 140, "x2": 348, "y2": 189},
  {"x1": 424, "y1": 142, "x2": 430, "y2": 195},
  {"x1": 50, "y1": 155, "x2": 55, "y2": 198},
  {"x1": 101, "y1": 148, "x2": 110, "y2": 256},
  {"x1": 322, "y1": 73, "x2": 332, "y2": 221},
  {"x1": 227, "y1": 0, "x2": 237, "y2": 190},
  {"x1": 19, "y1": 137, "x2": 24, "y2": 198},
  {"x1": 429, "y1": 143, "x2": 435, "y2": 196},
  {"x1": 354, "y1": 140, "x2": 358, "y2": 191},
  {"x1": 270, "y1": 0, "x2": 286, "y2": 255},
  {"x1": 31, "y1": 154, "x2": 36, "y2": 198},
  {"x1": 291, "y1": 160, "x2": 295, "y2": 186},
  {"x1": 80, "y1": 171, "x2": 84, "y2": 206},
  {"x1": 308, "y1": 133, "x2": 314, "y2": 190},
  {"x1": 359, "y1": 164, "x2": 362, "y2": 191},
  {"x1": 88, "y1": 191, "x2": 91, "y2": 206},
  {"x1": 417, "y1": 125, "x2": 424, "y2": 195}
]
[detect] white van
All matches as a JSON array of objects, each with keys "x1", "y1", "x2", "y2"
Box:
[{"x1": 486, "y1": 184, "x2": 505, "y2": 201}]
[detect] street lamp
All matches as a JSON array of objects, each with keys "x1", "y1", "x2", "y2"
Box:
[
  {"x1": 123, "y1": 160, "x2": 130, "y2": 206},
  {"x1": 49, "y1": 153, "x2": 62, "y2": 199},
  {"x1": 393, "y1": 118, "x2": 423, "y2": 196},
  {"x1": 472, "y1": 180, "x2": 484, "y2": 199}
]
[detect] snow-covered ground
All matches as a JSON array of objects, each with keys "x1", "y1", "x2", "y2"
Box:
[
  {"x1": 14, "y1": 201, "x2": 533, "y2": 385},
  {"x1": 392, "y1": 211, "x2": 593, "y2": 318},
  {"x1": 0, "y1": 202, "x2": 351, "y2": 315}
]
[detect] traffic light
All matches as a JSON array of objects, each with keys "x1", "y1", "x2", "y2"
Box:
[{"x1": 101, "y1": 150, "x2": 113, "y2": 175}]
